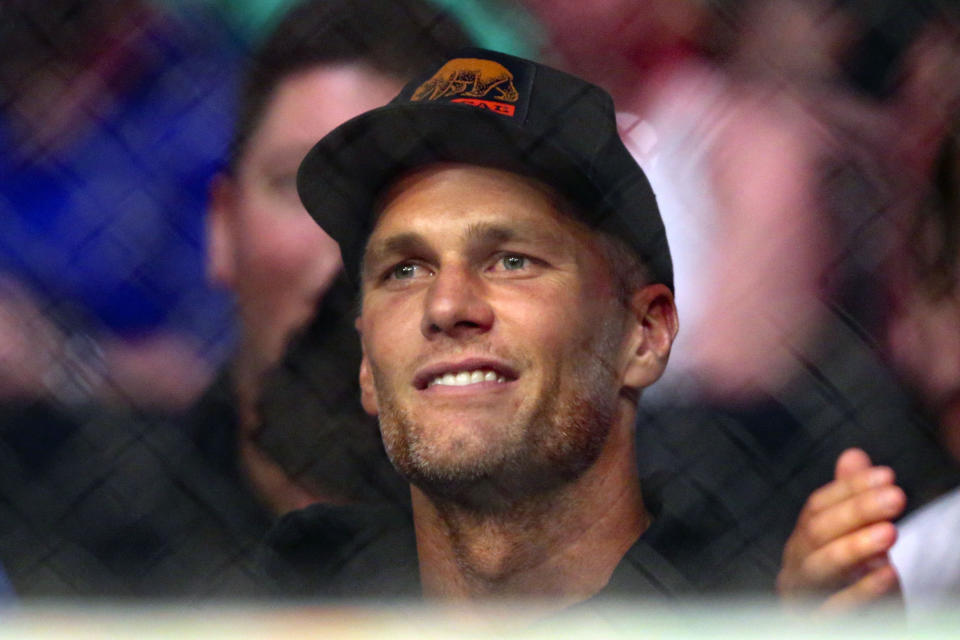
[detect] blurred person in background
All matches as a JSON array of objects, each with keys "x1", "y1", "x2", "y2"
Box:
[
  {"x1": 0, "y1": 0, "x2": 253, "y2": 597},
  {"x1": 716, "y1": 2, "x2": 960, "y2": 604},
  {"x1": 0, "y1": 0, "x2": 239, "y2": 409}
]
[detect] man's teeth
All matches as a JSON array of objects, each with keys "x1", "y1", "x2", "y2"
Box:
[{"x1": 428, "y1": 370, "x2": 507, "y2": 387}]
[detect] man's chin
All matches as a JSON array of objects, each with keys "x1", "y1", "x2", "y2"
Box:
[
  {"x1": 399, "y1": 442, "x2": 587, "y2": 513},
  {"x1": 401, "y1": 441, "x2": 508, "y2": 485},
  {"x1": 386, "y1": 436, "x2": 516, "y2": 501}
]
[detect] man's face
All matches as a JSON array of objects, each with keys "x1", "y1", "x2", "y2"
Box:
[
  {"x1": 356, "y1": 164, "x2": 633, "y2": 503},
  {"x1": 209, "y1": 65, "x2": 403, "y2": 372}
]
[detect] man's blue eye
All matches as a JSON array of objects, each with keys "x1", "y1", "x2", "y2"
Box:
[
  {"x1": 391, "y1": 263, "x2": 419, "y2": 279},
  {"x1": 501, "y1": 255, "x2": 526, "y2": 270}
]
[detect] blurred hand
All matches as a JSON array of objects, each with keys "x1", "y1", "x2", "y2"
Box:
[{"x1": 778, "y1": 448, "x2": 906, "y2": 611}]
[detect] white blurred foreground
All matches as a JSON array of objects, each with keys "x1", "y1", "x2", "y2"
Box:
[{"x1": 0, "y1": 600, "x2": 951, "y2": 639}]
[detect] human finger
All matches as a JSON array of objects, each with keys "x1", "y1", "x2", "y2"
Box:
[
  {"x1": 799, "y1": 485, "x2": 906, "y2": 552},
  {"x1": 819, "y1": 562, "x2": 901, "y2": 613},
  {"x1": 800, "y1": 465, "x2": 897, "y2": 521},
  {"x1": 834, "y1": 448, "x2": 873, "y2": 480},
  {"x1": 794, "y1": 521, "x2": 898, "y2": 588}
]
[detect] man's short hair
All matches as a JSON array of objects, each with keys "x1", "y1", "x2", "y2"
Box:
[
  {"x1": 592, "y1": 226, "x2": 655, "y2": 304},
  {"x1": 544, "y1": 186, "x2": 655, "y2": 305},
  {"x1": 228, "y1": 0, "x2": 473, "y2": 169}
]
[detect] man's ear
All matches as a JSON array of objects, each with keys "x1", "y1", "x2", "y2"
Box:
[
  {"x1": 207, "y1": 173, "x2": 238, "y2": 288},
  {"x1": 356, "y1": 317, "x2": 379, "y2": 416},
  {"x1": 621, "y1": 283, "x2": 679, "y2": 392}
]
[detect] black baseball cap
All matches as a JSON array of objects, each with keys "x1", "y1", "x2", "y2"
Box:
[{"x1": 297, "y1": 48, "x2": 673, "y2": 291}]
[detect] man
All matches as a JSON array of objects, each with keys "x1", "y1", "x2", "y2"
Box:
[{"x1": 292, "y1": 48, "x2": 905, "y2": 608}]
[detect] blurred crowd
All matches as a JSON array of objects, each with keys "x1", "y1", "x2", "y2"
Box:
[{"x1": 0, "y1": 0, "x2": 959, "y2": 618}]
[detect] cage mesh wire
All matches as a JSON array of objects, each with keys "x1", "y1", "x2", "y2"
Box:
[{"x1": 0, "y1": 0, "x2": 958, "y2": 601}]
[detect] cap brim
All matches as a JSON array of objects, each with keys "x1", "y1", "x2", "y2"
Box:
[{"x1": 297, "y1": 101, "x2": 609, "y2": 286}]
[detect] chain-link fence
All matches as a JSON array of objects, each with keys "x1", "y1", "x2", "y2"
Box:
[{"x1": 0, "y1": 0, "x2": 958, "y2": 609}]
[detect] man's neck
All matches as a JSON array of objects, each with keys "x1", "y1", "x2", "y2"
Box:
[{"x1": 412, "y1": 411, "x2": 648, "y2": 610}]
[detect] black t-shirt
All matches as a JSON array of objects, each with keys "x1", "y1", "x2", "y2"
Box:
[{"x1": 262, "y1": 475, "x2": 778, "y2": 601}]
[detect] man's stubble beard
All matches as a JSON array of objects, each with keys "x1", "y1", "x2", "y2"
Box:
[{"x1": 372, "y1": 315, "x2": 626, "y2": 512}]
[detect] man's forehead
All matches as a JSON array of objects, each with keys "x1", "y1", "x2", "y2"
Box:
[
  {"x1": 363, "y1": 167, "x2": 598, "y2": 258},
  {"x1": 367, "y1": 163, "x2": 592, "y2": 238}
]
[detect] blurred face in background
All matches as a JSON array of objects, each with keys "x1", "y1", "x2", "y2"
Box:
[
  {"x1": 521, "y1": 0, "x2": 705, "y2": 95},
  {"x1": 209, "y1": 64, "x2": 403, "y2": 380}
]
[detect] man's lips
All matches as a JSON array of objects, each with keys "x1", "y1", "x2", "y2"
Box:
[{"x1": 413, "y1": 357, "x2": 518, "y2": 390}]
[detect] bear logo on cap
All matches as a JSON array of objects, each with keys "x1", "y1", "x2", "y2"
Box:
[{"x1": 411, "y1": 57, "x2": 519, "y2": 116}]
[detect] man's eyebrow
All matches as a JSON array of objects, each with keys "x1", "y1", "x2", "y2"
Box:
[
  {"x1": 362, "y1": 232, "x2": 428, "y2": 270},
  {"x1": 463, "y1": 221, "x2": 566, "y2": 247},
  {"x1": 463, "y1": 222, "x2": 516, "y2": 244},
  {"x1": 366, "y1": 225, "x2": 521, "y2": 266}
]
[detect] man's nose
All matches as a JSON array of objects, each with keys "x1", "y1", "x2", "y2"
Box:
[{"x1": 421, "y1": 265, "x2": 494, "y2": 339}]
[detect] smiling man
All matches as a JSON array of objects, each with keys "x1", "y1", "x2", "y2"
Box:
[
  {"x1": 292, "y1": 49, "x2": 904, "y2": 609},
  {"x1": 295, "y1": 49, "x2": 679, "y2": 606},
  {"x1": 355, "y1": 162, "x2": 671, "y2": 606}
]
